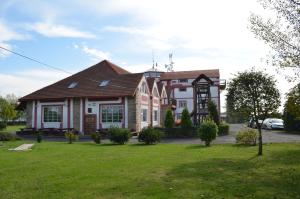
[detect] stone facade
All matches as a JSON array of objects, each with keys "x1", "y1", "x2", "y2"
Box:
[
  {"x1": 73, "y1": 98, "x2": 81, "y2": 131},
  {"x1": 127, "y1": 96, "x2": 136, "y2": 131},
  {"x1": 26, "y1": 101, "x2": 33, "y2": 128}
]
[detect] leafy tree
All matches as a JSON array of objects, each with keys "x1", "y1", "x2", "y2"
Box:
[
  {"x1": 164, "y1": 109, "x2": 174, "y2": 128},
  {"x1": 226, "y1": 69, "x2": 280, "y2": 155},
  {"x1": 249, "y1": 0, "x2": 300, "y2": 80},
  {"x1": 208, "y1": 100, "x2": 220, "y2": 125},
  {"x1": 181, "y1": 108, "x2": 192, "y2": 129},
  {"x1": 0, "y1": 97, "x2": 17, "y2": 122},
  {"x1": 283, "y1": 84, "x2": 300, "y2": 132}
]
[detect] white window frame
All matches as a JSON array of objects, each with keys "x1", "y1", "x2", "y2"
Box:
[
  {"x1": 43, "y1": 106, "x2": 62, "y2": 123},
  {"x1": 142, "y1": 109, "x2": 147, "y2": 122},
  {"x1": 101, "y1": 105, "x2": 123, "y2": 123},
  {"x1": 178, "y1": 100, "x2": 187, "y2": 108}
]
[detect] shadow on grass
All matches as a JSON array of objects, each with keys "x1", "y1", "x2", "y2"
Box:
[
  {"x1": 185, "y1": 145, "x2": 207, "y2": 150},
  {"x1": 162, "y1": 147, "x2": 300, "y2": 198}
]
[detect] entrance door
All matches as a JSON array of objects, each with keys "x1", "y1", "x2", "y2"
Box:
[{"x1": 84, "y1": 114, "x2": 97, "y2": 134}]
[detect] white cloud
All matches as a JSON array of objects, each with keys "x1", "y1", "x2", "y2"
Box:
[
  {"x1": 0, "y1": 19, "x2": 28, "y2": 58},
  {"x1": 74, "y1": 44, "x2": 110, "y2": 61},
  {"x1": 0, "y1": 69, "x2": 69, "y2": 97},
  {"x1": 28, "y1": 22, "x2": 95, "y2": 38}
]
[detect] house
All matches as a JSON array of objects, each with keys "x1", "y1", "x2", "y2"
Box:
[
  {"x1": 159, "y1": 69, "x2": 225, "y2": 121},
  {"x1": 20, "y1": 60, "x2": 224, "y2": 134},
  {"x1": 20, "y1": 60, "x2": 159, "y2": 134}
]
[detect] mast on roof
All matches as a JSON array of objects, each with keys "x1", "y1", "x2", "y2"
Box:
[{"x1": 165, "y1": 53, "x2": 174, "y2": 72}]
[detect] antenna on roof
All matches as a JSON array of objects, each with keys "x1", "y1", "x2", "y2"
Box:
[
  {"x1": 152, "y1": 50, "x2": 158, "y2": 71},
  {"x1": 165, "y1": 53, "x2": 174, "y2": 72}
]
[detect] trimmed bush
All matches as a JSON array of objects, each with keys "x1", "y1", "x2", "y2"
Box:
[
  {"x1": 218, "y1": 122, "x2": 230, "y2": 136},
  {"x1": 0, "y1": 121, "x2": 7, "y2": 131},
  {"x1": 208, "y1": 100, "x2": 220, "y2": 126},
  {"x1": 37, "y1": 131, "x2": 42, "y2": 143},
  {"x1": 181, "y1": 108, "x2": 192, "y2": 129},
  {"x1": 138, "y1": 127, "x2": 162, "y2": 144},
  {"x1": 65, "y1": 131, "x2": 78, "y2": 144},
  {"x1": 236, "y1": 129, "x2": 258, "y2": 146},
  {"x1": 109, "y1": 127, "x2": 131, "y2": 144},
  {"x1": 162, "y1": 127, "x2": 198, "y2": 138},
  {"x1": 198, "y1": 119, "x2": 218, "y2": 146},
  {"x1": 91, "y1": 132, "x2": 101, "y2": 144},
  {"x1": 0, "y1": 132, "x2": 21, "y2": 141},
  {"x1": 164, "y1": 109, "x2": 174, "y2": 128}
]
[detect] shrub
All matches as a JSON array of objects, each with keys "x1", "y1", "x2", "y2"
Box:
[
  {"x1": 236, "y1": 129, "x2": 258, "y2": 146},
  {"x1": 163, "y1": 127, "x2": 198, "y2": 138},
  {"x1": 0, "y1": 121, "x2": 7, "y2": 131},
  {"x1": 91, "y1": 132, "x2": 101, "y2": 144},
  {"x1": 164, "y1": 109, "x2": 174, "y2": 128},
  {"x1": 36, "y1": 131, "x2": 42, "y2": 143},
  {"x1": 65, "y1": 131, "x2": 77, "y2": 144},
  {"x1": 218, "y1": 122, "x2": 230, "y2": 136},
  {"x1": 198, "y1": 119, "x2": 218, "y2": 146},
  {"x1": 0, "y1": 132, "x2": 21, "y2": 141},
  {"x1": 138, "y1": 127, "x2": 162, "y2": 144},
  {"x1": 181, "y1": 108, "x2": 192, "y2": 129},
  {"x1": 109, "y1": 127, "x2": 131, "y2": 144},
  {"x1": 208, "y1": 100, "x2": 220, "y2": 125}
]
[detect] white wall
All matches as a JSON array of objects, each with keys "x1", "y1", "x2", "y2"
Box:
[
  {"x1": 35, "y1": 100, "x2": 68, "y2": 129},
  {"x1": 85, "y1": 97, "x2": 123, "y2": 129}
]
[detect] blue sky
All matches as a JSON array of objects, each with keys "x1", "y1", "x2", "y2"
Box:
[{"x1": 0, "y1": 0, "x2": 296, "y2": 110}]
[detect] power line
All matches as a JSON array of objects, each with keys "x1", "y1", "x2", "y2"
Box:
[
  {"x1": 0, "y1": 45, "x2": 131, "y2": 89},
  {"x1": 0, "y1": 46, "x2": 73, "y2": 75}
]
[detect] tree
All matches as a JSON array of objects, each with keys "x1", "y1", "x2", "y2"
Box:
[
  {"x1": 208, "y1": 100, "x2": 220, "y2": 125},
  {"x1": 226, "y1": 69, "x2": 280, "y2": 155},
  {"x1": 164, "y1": 109, "x2": 174, "y2": 128},
  {"x1": 283, "y1": 84, "x2": 300, "y2": 132},
  {"x1": 181, "y1": 108, "x2": 192, "y2": 129},
  {"x1": 249, "y1": 0, "x2": 300, "y2": 80},
  {"x1": 0, "y1": 97, "x2": 17, "y2": 122}
]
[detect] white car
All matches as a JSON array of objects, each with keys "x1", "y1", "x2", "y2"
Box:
[{"x1": 263, "y1": 118, "x2": 284, "y2": 130}]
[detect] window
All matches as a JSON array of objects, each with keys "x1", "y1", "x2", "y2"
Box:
[
  {"x1": 99, "y1": 80, "x2": 110, "y2": 87},
  {"x1": 172, "y1": 80, "x2": 177, "y2": 84},
  {"x1": 88, "y1": 108, "x2": 92, "y2": 113},
  {"x1": 68, "y1": 82, "x2": 78, "y2": 89},
  {"x1": 178, "y1": 100, "x2": 187, "y2": 108},
  {"x1": 153, "y1": 88, "x2": 159, "y2": 97},
  {"x1": 141, "y1": 82, "x2": 148, "y2": 94},
  {"x1": 43, "y1": 106, "x2": 62, "y2": 122},
  {"x1": 179, "y1": 79, "x2": 188, "y2": 83},
  {"x1": 179, "y1": 88, "x2": 187, "y2": 92},
  {"x1": 142, "y1": 109, "x2": 147, "y2": 122},
  {"x1": 153, "y1": 110, "x2": 158, "y2": 122},
  {"x1": 101, "y1": 106, "x2": 123, "y2": 123}
]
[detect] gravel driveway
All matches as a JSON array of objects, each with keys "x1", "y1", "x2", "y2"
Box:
[
  {"x1": 160, "y1": 124, "x2": 300, "y2": 144},
  {"x1": 19, "y1": 124, "x2": 300, "y2": 144}
]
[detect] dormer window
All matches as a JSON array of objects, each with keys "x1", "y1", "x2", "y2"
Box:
[
  {"x1": 68, "y1": 82, "x2": 78, "y2": 89},
  {"x1": 99, "y1": 80, "x2": 110, "y2": 87}
]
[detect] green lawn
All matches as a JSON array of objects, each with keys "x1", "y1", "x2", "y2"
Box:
[
  {"x1": 0, "y1": 142, "x2": 299, "y2": 199},
  {"x1": 0, "y1": 125, "x2": 25, "y2": 133}
]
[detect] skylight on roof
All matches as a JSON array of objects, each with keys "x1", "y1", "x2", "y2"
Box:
[
  {"x1": 99, "y1": 80, "x2": 109, "y2": 87},
  {"x1": 68, "y1": 82, "x2": 78, "y2": 89}
]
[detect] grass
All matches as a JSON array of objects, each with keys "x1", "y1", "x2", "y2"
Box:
[
  {"x1": 0, "y1": 125, "x2": 25, "y2": 133},
  {"x1": 0, "y1": 142, "x2": 300, "y2": 199}
]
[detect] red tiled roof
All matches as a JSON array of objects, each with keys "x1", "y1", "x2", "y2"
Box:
[
  {"x1": 160, "y1": 69, "x2": 219, "y2": 80},
  {"x1": 20, "y1": 60, "x2": 142, "y2": 101}
]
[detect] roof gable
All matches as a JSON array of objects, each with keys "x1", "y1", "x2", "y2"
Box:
[
  {"x1": 160, "y1": 69, "x2": 219, "y2": 80},
  {"x1": 20, "y1": 60, "x2": 141, "y2": 101}
]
